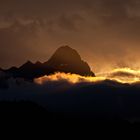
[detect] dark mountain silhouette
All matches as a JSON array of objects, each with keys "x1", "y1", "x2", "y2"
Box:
[
  {"x1": 46, "y1": 46, "x2": 94, "y2": 76},
  {"x1": 3, "y1": 46, "x2": 95, "y2": 80},
  {"x1": 0, "y1": 101, "x2": 47, "y2": 114},
  {"x1": 0, "y1": 71, "x2": 9, "y2": 89},
  {"x1": 0, "y1": 101, "x2": 134, "y2": 129}
]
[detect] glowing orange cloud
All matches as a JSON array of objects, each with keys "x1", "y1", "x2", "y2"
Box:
[
  {"x1": 34, "y1": 68, "x2": 140, "y2": 85},
  {"x1": 34, "y1": 72, "x2": 105, "y2": 84}
]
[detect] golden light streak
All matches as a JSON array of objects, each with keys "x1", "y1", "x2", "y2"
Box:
[
  {"x1": 34, "y1": 68, "x2": 140, "y2": 85},
  {"x1": 34, "y1": 72, "x2": 106, "y2": 84}
]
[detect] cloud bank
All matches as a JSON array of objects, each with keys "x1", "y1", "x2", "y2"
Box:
[
  {"x1": 1, "y1": 69, "x2": 140, "y2": 122},
  {"x1": 34, "y1": 68, "x2": 140, "y2": 85}
]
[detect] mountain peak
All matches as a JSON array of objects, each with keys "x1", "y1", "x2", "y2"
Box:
[
  {"x1": 47, "y1": 46, "x2": 95, "y2": 76},
  {"x1": 35, "y1": 61, "x2": 42, "y2": 65},
  {"x1": 26, "y1": 60, "x2": 33, "y2": 64},
  {"x1": 19, "y1": 60, "x2": 34, "y2": 69},
  {"x1": 5, "y1": 46, "x2": 95, "y2": 79},
  {"x1": 56, "y1": 45, "x2": 78, "y2": 53},
  {"x1": 47, "y1": 46, "x2": 81, "y2": 65}
]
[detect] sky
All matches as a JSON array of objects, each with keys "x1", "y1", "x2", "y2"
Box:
[{"x1": 1, "y1": 0, "x2": 140, "y2": 73}]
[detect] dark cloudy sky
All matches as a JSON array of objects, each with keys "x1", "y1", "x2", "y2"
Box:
[{"x1": 1, "y1": 0, "x2": 140, "y2": 72}]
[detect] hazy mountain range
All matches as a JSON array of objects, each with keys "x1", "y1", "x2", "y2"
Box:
[{"x1": 1, "y1": 46, "x2": 94, "y2": 80}]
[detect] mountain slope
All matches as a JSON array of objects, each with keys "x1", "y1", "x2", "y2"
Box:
[{"x1": 4, "y1": 46, "x2": 95, "y2": 80}]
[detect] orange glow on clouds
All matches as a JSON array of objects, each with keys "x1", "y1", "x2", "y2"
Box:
[
  {"x1": 34, "y1": 72, "x2": 105, "y2": 84},
  {"x1": 34, "y1": 68, "x2": 140, "y2": 85}
]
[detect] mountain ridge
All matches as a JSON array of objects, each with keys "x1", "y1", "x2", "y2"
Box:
[{"x1": 2, "y1": 46, "x2": 95, "y2": 80}]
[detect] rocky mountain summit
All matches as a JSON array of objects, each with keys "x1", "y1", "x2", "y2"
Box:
[{"x1": 3, "y1": 46, "x2": 95, "y2": 80}]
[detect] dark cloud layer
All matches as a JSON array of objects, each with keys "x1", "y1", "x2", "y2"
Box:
[
  {"x1": 0, "y1": 0, "x2": 140, "y2": 72},
  {"x1": 1, "y1": 72, "x2": 140, "y2": 122}
]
